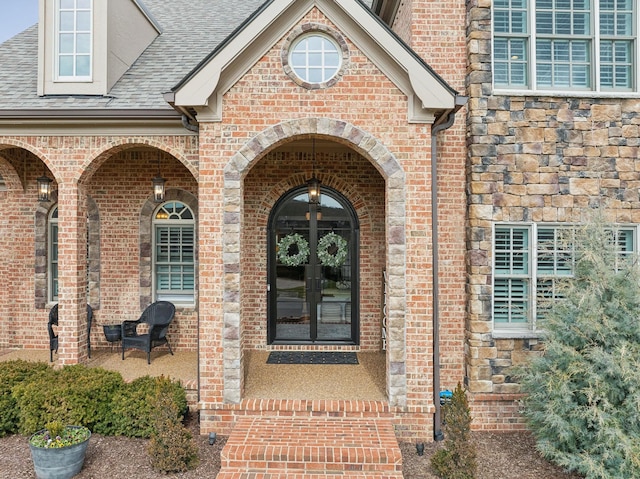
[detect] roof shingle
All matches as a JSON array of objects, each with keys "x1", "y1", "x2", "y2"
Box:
[{"x1": 0, "y1": 0, "x2": 266, "y2": 110}]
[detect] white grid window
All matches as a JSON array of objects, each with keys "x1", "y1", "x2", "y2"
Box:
[
  {"x1": 493, "y1": 224, "x2": 636, "y2": 333},
  {"x1": 493, "y1": 0, "x2": 636, "y2": 92},
  {"x1": 49, "y1": 207, "x2": 59, "y2": 302},
  {"x1": 154, "y1": 202, "x2": 195, "y2": 305},
  {"x1": 289, "y1": 34, "x2": 341, "y2": 84},
  {"x1": 56, "y1": 0, "x2": 92, "y2": 80}
]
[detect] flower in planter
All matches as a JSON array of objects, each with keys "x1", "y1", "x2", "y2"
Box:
[
  {"x1": 29, "y1": 421, "x2": 91, "y2": 449},
  {"x1": 29, "y1": 420, "x2": 92, "y2": 479}
]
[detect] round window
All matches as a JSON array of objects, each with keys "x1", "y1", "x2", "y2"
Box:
[{"x1": 289, "y1": 34, "x2": 342, "y2": 84}]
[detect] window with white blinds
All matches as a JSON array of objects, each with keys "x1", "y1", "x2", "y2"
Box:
[
  {"x1": 49, "y1": 207, "x2": 59, "y2": 302},
  {"x1": 153, "y1": 202, "x2": 194, "y2": 305},
  {"x1": 493, "y1": 0, "x2": 637, "y2": 92},
  {"x1": 493, "y1": 224, "x2": 635, "y2": 333}
]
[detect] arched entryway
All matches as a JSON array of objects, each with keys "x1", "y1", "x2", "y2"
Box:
[
  {"x1": 221, "y1": 118, "x2": 408, "y2": 407},
  {"x1": 267, "y1": 185, "x2": 359, "y2": 344}
]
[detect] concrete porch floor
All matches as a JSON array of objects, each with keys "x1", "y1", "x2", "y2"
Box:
[
  {"x1": 244, "y1": 350, "x2": 387, "y2": 401},
  {"x1": 0, "y1": 347, "x2": 198, "y2": 387}
]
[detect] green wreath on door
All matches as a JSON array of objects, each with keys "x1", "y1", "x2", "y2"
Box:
[
  {"x1": 317, "y1": 232, "x2": 348, "y2": 267},
  {"x1": 277, "y1": 233, "x2": 310, "y2": 266}
]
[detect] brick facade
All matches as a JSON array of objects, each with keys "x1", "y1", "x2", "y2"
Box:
[
  {"x1": 0, "y1": 2, "x2": 471, "y2": 440},
  {"x1": 0, "y1": 137, "x2": 199, "y2": 357},
  {"x1": 8, "y1": 0, "x2": 618, "y2": 440}
]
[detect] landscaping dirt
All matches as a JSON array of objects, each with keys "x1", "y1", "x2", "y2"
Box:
[{"x1": 1, "y1": 411, "x2": 582, "y2": 478}]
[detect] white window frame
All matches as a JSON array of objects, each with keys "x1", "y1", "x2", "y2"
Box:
[
  {"x1": 49, "y1": 207, "x2": 59, "y2": 303},
  {"x1": 55, "y1": 0, "x2": 93, "y2": 81},
  {"x1": 153, "y1": 202, "x2": 195, "y2": 306},
  {"x1": 288, "y1": 33, "x2": 342, "y2": 84},
  {"x1": 492, "y1": 0, "x2": 639, "y2": 95},
  {"x1": 492, "y1": 223, "x2": 637, "y2": 337}
]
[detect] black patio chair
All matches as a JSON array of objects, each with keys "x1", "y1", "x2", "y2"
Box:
[
  {"x1": 121, "y1": 301, "x2": 176, "y2": 364},
  {"x1": 48, "y1": 304, "x2": 58, "y2": 362},
  {"x1": 86, "y1": 304, "x2": 93, "y2": 359},
  {"x1": 48, "y1": 304, "x2": 95, "y2": 362}
]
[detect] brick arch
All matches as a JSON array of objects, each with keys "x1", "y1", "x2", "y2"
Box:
[
  {"x1": 222, "y1": 118, "x2": 407, "y2": 408},
  {"x1": 78, "y1": 138, "x2": 198, "y2": 184},
  {"x1": 0, "y1": 153, "x2": 25, "y2": 192},
  {"x1": 0, "y1": 140, "x2": 51, "y2": 172},
  {"x1": 256, "y1": 175, "x2": 372, "y2": 232},
  {"x1": 0, "y1": 144, "x2": 53, "y2": 192}
]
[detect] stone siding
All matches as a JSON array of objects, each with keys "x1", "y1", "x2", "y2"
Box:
[{"x1": 466, "y1": 0, "x2": 640, "y2": 427}]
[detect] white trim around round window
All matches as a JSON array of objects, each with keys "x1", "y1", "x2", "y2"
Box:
[{"x1": 282, "y1": 25, "x2": 349, "y2": 89}]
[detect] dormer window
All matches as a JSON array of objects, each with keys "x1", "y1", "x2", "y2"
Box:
[
  {"x1": 56, "y1": 0, "x2": 92, "y2": 81},
  {"x1": 39, "y1": 0, "x2": 159, "y2": 95}
]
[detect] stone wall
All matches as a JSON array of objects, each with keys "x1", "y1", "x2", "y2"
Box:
[{"x1": 466, "y1": 0, "x2": 640, "y2": 427}]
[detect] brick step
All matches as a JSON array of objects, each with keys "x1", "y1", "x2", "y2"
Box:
[
  {"x1": 216, "y1": 416, "x2": 403, "y2": 478},
  {"x1": 208, "y1": 399, "x2": 395, "y2": 435},
  {"x1": 216, "y1": 471, "x2": 402, "y2": 478},
  {"x1": 238, "y1": 398, "x2": 392, "y2": 415}
]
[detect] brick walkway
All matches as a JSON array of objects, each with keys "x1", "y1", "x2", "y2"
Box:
[{"x1": 216, "y1": 416, "x2": 403, "y2": 478}]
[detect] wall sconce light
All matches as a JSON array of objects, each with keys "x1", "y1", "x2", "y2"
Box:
[
  {"x1": 307, "y1": 138, "x2": 320, "y2": 204},
  {"x1": 152, "y1": 158, "x2": 166, "y2": 203},
  {"x1": 37, "y1": 169, "x2": 53, "y2": 202}
]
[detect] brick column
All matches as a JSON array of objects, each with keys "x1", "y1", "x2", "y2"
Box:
[
  {"x1": 198, "y1": 122, "x2": 227, "y2": 409},
  {"x1": 56, "y1": 181, "x2": 88, "y2": 365}
]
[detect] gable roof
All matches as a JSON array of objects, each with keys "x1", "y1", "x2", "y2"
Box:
[
  {"x1": 0, "y1": 0, "x2": 457, "y2": 124},
  {"x1": 169, "y1": 0, "x2": 459, "y2": 123}
]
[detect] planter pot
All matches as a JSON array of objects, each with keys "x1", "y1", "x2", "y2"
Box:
[
  {"x1": 103, "y1": 324, "x2": 121, "y2": 343},
  {"x1": 29, "y1": 427, "x2": 91, "y2": 479}
]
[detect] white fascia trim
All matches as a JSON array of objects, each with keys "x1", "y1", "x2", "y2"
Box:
[
  {"x1": 173, "y1": 0, "x2": 308, "y2": 110},
  {"x1": 131, "y1": 0, "x2": 163, "y2": 34}
]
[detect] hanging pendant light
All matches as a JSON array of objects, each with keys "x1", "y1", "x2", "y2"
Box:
[
  {"x1": 152, "y1": 157, "x2": 166, "y2": 203},
  {"x1": 307, "y1": 138, "x2": 321, "y2": 204},
  {"x1": 37, "y1": 166, "x2": 53, "y2": 202}
]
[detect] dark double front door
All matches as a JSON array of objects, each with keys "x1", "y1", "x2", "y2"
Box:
[{"x1": 267, "y1": 186, "x2": 359, "y2": 344}]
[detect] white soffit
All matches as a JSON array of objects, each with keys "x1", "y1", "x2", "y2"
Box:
[{"x1": 171, "y1": 0, "x2": 457, "y2": 122}]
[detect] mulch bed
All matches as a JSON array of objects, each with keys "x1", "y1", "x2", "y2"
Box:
[{"x1": 1, "y1": 411, "x2": 582, "y2": 478}]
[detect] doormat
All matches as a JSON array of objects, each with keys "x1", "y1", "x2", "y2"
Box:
[{"x1": 267, "y1": 351, "x2": 358, "y2": 365}]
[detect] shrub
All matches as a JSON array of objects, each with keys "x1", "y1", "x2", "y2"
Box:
[
  {"x1": 516, "y1": 217, "x2": 640, "y2": 478},
  {"x1": 11, "y1": 364, "x2": 124, "y2": 434},
  {"x1": 0, "y1": 360, "x2": 50, "y2": 437},
  {"x1": 8, "y1": 363, "x2": 188, "y2": 441},
  {"x1": 109, "y1": 375, "x2": 187, "y2": 438},
  {"x1": 430, "y1": 383, "x2": 477, "y2": 479},
  {"x1": 147, "y1": 377, "x2": 198, "y2": 472}
]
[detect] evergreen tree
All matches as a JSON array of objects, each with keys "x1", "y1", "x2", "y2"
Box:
[
  {"x1": 430, "y1": 383, "x2": 477, "y2": 479},
  {"x1": 516, "y1": 216, "x2": 640, "y2": 478}
]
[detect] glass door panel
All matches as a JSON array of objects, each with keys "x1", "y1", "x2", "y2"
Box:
[
  {"x1": 316, "y1": 200, "x2": 352, "y2": 341},
  {"x1": 274, "y1": 193, "x2": 311, "y2": 341}
]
